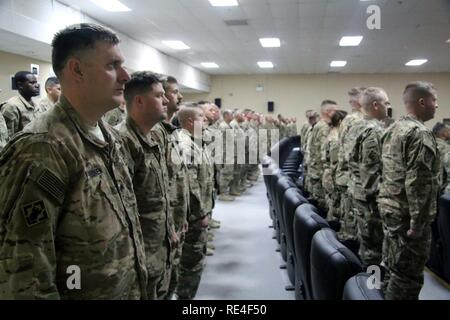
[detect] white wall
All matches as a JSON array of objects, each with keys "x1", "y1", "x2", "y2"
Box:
[
  {"x1": 183, "y1": 73, "x2": 450, "y2": 127},
  {"x1": 0, "y1": 0, "x2": 210, "y2": 92}
]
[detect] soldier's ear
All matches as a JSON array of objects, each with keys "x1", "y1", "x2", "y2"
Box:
[{"x1": 67, "y1": 58, "x2": 84, "y2": 82}]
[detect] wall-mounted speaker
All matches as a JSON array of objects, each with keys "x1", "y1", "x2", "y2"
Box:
[
  {"x1": 268, "y1": 101, "x2": 274, "y2": 113},
  {"x1": 214, "y1": 98, "x2": 222, "y2": 108}
]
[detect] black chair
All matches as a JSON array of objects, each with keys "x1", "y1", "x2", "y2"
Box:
[
  {"x1": 274, "y1": 175, "x2": 297, "y2": 261},
  {"x1": 282, "y1": 188, "x2": 308, "y2": 287},
  {"x1": 343, "y1": 273, "x2": 384, "y2": 300},
  {"x1": 310, "y1": 228, "x2": 363, "y2": 300},
  {"x1": 438, "y1": 194, "x2": 450, "y2": 283},
  {"x1": 293, "y1": 204, "x2": 330, "y2": 300}
]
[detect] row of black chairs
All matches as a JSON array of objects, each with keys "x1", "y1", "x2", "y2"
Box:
[{"x1": 263, "y1": 136, "x2": 383, "y2": 300}]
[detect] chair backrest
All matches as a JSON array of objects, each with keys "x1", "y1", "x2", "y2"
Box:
[
  {"x1": 274, "y1": 176, "x2": 297, "y2": 233},
  {"x1": 293, "y1": 204, "x2": 329, "y2": 299},
  {"x1": 342, "y1": 273, "x2": 384, "y2": 300},
  {"x1": 310, "y1": 228, "x2": 363, "y2": 300},
  {"x1": 283, "y1": 188, "x2": 308, "y2": 256},
  {"x1": 438, "y1": 194, "x2": 450, "y2": 282}
]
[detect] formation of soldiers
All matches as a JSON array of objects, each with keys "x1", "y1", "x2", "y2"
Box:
[
  {"x1": 302, "y1": 85, "x2": 447, "y2": 300},
  {"x1": 0, "y1": 23, "x2": 299, "y2": 300}
]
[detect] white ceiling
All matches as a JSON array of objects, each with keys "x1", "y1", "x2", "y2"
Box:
[{"x1": 40, "y1": 0, "x2": 450, "y2": 74}]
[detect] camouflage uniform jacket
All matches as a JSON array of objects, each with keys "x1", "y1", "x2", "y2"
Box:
[
  {"x1": 0, "y1": 96, "x2": 147, "y2": 299},
  {"x1": 436, "y1": 137, "x2": 450, "y2": 193},
  {"x1": 1, "y1": 95, "x2": 42, "y2": 137},
  {"x1": 336, "y1": 111, "x2": 364, "y2": 187},
  {"x1": 118, "y1": 117, "x2": 174, "y2": 276},
  {"x1": 104, "y1": 107, "x2": 127, "y2": 127},
  {"x1": 0, "y1": 113, "x2": 8, "y2": 151},
  {"x1": 38, "y1": 96, "x2": 56, "y2": 113},
  {"x1": 378, "y1": 115, "x2": 440, "y2": 236},
  {"x1": 152, "y1": 121, "x2": 190, "y2": 232},
  {"x1": 175, "y1": 129, "x2": 214, "y2": 223},
  {"x1": 321, "y1": 128, "x2": 339, "y2": 193},
  {"x1": 348, "y1": 117, "x2": 384, "y2": 202},
  {"x1": 307, "y1": 119, "x2": 330, "y2": 180}
]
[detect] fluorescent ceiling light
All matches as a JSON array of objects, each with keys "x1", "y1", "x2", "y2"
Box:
[
  {"x1": 446, "y1": 38, "x2": 450, "y2": 43},
  {"x1": 330, "y1": 60, "x2": 347, "y2": 67},
  {"x1": 90, "y1": 0, "x2": 131, "y2": 12},
  {"x1": 259, "y1": 38, "x2": 281, "y2": 48},
  {"x1": 162, "y1": 40, "x2": 190, "y2": 50},
  {"x1": 405, "y1": 59, "x2": 428, "y2": 66},
  {"x1": 257, "y1": 61, "x2": 274, "y2": 69},
  {"x1": 339, "y1": 36, "x2": 363, "y2": 46},
  {"x1": 209, "y1": 0, "x2": 239, "y2": 7},
  {"x1": 201, "y1": 62, "x2": 219, "y2": 68}
]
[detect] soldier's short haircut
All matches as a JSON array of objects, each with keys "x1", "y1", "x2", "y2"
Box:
[
  {"x1": 124, "y1": 71, "x2": 161, "y2": 108},
  {"x1": 52, "y1": 23, "x2": 120, "y2": 78},
  {"x1": 432, "y1": 122, "x2": 447, "y2": 137},
  {"x1": 330, "y1": 110, "x2": 348, "y2": 127},
  {"x1": 305, "y1": 109, "x2": 313, "y2": 116},
  {"x1": 360, "y1": 87, "x2": 387, "y2": 111},
  {"x1": 348, "y1": 87, "x2": 367, "y2": 99},
  {"x1": 14, "y1": 71, "x2": 33, "y2": 87},
  {"x1": 222, "y1": 109, "x2": 233, "y2": 117},
  {"x1": 320, "y1": 100, "x2": 337, "y2": 112},
  {"x1": 162, "y1": 76, "x2": 178, "y2": 92},
  {"x1": 198, "y1": 100, "x2": 210, "y2": 106},
  {"x1": 178, "y1": 105, "x2": 201, "y2": 127},
  {"x1": 403, "y1": 81, "x2": 436, "y2": 104},
  {"x1": 45, "y1": 77, "x2": 60, "y2": 89}
]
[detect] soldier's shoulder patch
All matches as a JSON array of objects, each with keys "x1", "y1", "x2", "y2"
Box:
[
  {"x1": 37, "y1": 169, "x2": 66, "y2": 204},
  {"x1": 22, "y1": 200, "x2": 49, "y2": 227}
]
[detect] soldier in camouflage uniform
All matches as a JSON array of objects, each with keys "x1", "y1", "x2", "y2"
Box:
[
  {"x1": 152, "y1": 76, "x2": 189, "y2": 300},
  {"x1": 1, "y1": 71, "x2": 41, "y2": 137},
  {"x1": 118, "y1": 72, "x2": 177, "y2": 299},
  {"x1": 379, "y1": 82, "x2": 440, "y2": 300},
  {"x1": 322, "y1": 110, "x2": 347, "y2": 221},
  {"x1": 336, "y1": 87, "x2": 366, "y2": 244},
  {"x1": 348, "y1": 88, "x2": 391, "y2": 266},
  {"x1": 0, "y1": 24, "x2": 148, "y2": 299},
  {"x1": 305, "y1": 100, "x2": 337, "y2": 211},
  {"x1": 432, "y1": 122, "x2": 450, "y2": 193},
  {"x1": 175, "y1": 106, "x2": 214, "y2": 300},
  {"x1": 38, "y1": 77, "x2": 61, "y2": 113},
  {"x1": 300, "y1": 110, "x2": 313, "y2": 147},
  {"x1": 218, "y1": 110, "x2": 236, "y2": 201},
  {"x1": 230, "y1": 110, "x2": 247, "y2": 195},
  {"x1": 103, "y1": 102, "x2": 127, "y2": 126}
]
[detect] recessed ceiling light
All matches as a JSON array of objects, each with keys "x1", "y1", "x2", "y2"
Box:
[
  {"x1": 259, "y1": 38, "x2": 281, "y2": 48},
  {"x1": 339, "y1": 36, "x2": 363, "y2": 46},
  {"x1": 330, "y1": 60, "x2": 347, "y2": 67},
  {"x1": 162, "y1": 40, "x2": 190, "y2": 50},
  {"x1": 209, "y1": 0, "x2": 239, "y2": 7},
  {"x1": 90, "y1": 0, "x2": 131, "y2": 12},
  {"x1": 405, "y1": 59, "x2": 428, "y2": 66},
  {"x1": 201, "y1": 62, "x2": 219, "y2": 69},
  {"x1": 257, "y1": 61, "x2": 274, "y2": 69},
  {"x1": 446, "y1": 38, "x2": 450, "y2": 43}
]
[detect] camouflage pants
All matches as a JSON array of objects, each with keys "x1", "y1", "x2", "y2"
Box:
[
  {"x1": 380, "y1": 206, "x2": 432, "y2": 300},
  {"x1": 219, "y1": 164, "x2": 234, "y2": 195},
  {"x1": 176, "y1": 225, "x2": 208, "y2": 300},
  {"x1": 146, "y1": 245, "x2": 172, "y2": 300},
  {"x1": 309, "y1": 177, "x2": 327, "y2": 212},
  {"x1": 166, "y1": 232, "x2": 186, "y2": 300},
  {"x1": 337, "y1": 187, "x2": 358, "y2": 241},
  {"x1": 248, "y1": 164, "x2": 260, "y2": 180},
  {"x1": 353, "y1": 199, "x2": 383, "y2": 266},
  {"x1": 325, "y1": 191, "x2": 341, "y2": 221}
]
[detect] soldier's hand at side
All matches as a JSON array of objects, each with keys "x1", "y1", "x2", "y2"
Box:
[
  {"x1": 182, "y1": 221, "x2": 189, "y2": 234},
  {"x1": 200, "y1": 216, "x2": 210, "y2": 229},
  {"x1": 170, "y1": 231, "x2": 179, "y2": 248},
  {"x1": 407, "y1": 229, "x2": 419, "y2": 239}
]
